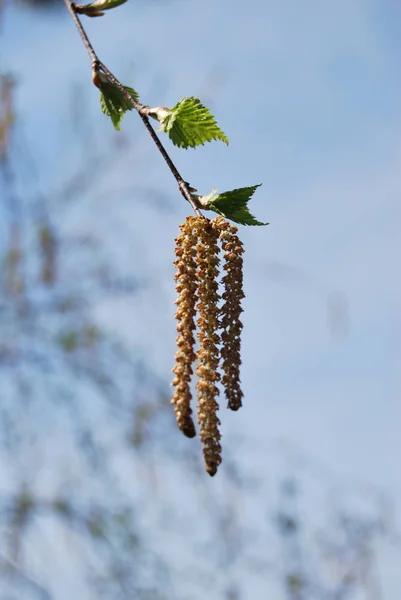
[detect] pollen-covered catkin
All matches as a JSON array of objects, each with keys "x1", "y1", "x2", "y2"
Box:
[
  {"x1": 171, "y1": 217, "x2": 200, "y2": 438},
  {"x1": 171, "y1": 214, "x2": 246, "y2": 475},
  {"x1": 195, "y1": 220, "x2": 222, "y2": 476},
  {"x1": 213, "y1": 217, "x2": 245, "y2": 411}
]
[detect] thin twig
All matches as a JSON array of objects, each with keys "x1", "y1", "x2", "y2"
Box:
[
  {"x1": 64, "y1": 0, "x2": 97, "y2": 64},
  {"x1": 63, "y1": 0, "x2": 204, "y2": 217}
]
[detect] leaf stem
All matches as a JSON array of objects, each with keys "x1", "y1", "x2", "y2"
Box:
[{"x1": 64, "y1": 0, "x2": 204, "y2": 218}]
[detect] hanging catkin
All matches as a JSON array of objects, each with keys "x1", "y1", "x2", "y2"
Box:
[
  {"x1": 195, "y1": 220, "x2": 222, "y2": 476},
  {"x1": 171, "y1": 217, "x2": 199, "y2": 439},
  {"x1": 214, "y1": 217, "x2": 245, "y2": 411},
  {"x1": 171, "y1": 216, "x2": 245, "y2": 476}
]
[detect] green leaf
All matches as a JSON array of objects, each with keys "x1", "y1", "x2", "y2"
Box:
[
  {"x1": 157, "y1": 96, "x2": 229, "y2": 149},
  {"x1": 205, "y1": 184, "x2": 268, "y2": 226},
  {"x1": 75, "y1": 0, "x2": 127, "y2": 17},
  {"x1": 99, "y1": 82, "x2": 139, "y2": 130}
]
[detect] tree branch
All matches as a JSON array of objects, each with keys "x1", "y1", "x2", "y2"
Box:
[{"x1": 63, "y1": 0, "x2": 204, "y2": 218}]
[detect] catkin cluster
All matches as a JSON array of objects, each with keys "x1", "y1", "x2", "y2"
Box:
[{"x1": 171, "y1": 215, "x2": 245, "y2": 476}]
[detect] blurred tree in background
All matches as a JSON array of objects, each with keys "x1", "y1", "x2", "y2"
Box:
[{"x1": 0, "y1": 2, "x2": 400, "y2": 599}]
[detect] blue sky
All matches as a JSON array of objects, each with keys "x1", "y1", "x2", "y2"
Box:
[{"x1": 1, "y1": 0, "x2": 400, "y2": 597}]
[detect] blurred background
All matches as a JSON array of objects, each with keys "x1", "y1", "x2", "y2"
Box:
[{"x1": 0, "y1": 0, "x2": 400, "y2": 598}]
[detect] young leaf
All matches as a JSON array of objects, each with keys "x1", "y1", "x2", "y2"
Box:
[
  {"x1": 99, "y1": 82, "x2": 139, "y2": 130},
  {"x1": 200, "y1": 184, "x2": 268, "y2": 226},
  {"x1": 157, "y1": 97, "x2": 229, "y2": 149},
  {"x1": 74, "y1": 0, "x2": 127, "y2": 17}
]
